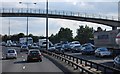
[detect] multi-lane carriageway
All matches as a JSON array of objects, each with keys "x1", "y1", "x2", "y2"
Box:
[
  {"x1": 1, "y1": 46, "x2": 63, "y2": 73},
  {"x1": 1, "y1": 46, "x2": 120, "y2": 74}
]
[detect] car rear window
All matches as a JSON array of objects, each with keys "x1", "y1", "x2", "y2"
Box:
[
  {"x1": 8, "y1": 50, "x2": 15, "y2": 53},
  {"x1": 100, "y1": 48, "x2": 108, "y2": 51},
  {"x1": 22, "y1": 46, "x2": 27, "y2": 48},
  {"x1": 42, "y1": 42, "x2": 47, "y2": 44},
  {"x1": 30, "y1": 51, "x2": 39, "y2": 54}
]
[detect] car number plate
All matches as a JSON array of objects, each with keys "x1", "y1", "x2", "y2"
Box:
[{"x1": 33, "y1": 58, "x2": 37, "y2": 59}]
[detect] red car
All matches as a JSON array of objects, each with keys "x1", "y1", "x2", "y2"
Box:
[{"x1": 27, "y1": 49, "x2": 42, "y2": 62}]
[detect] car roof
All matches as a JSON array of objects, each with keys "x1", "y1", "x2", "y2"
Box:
[
  {"x1": 97, "y1": 47, "x2": 107, "y2": 49},
  {"x1": 8, "y1": 49, "x2": 16, "y2": 51},
  {"x1": 29, "y1": 49, "x2": 40, "y2": 52}
]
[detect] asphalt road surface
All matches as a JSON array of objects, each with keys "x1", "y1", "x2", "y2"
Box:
[{"x1": 1, "y1": 46, "x2": 63, "y2": 72}]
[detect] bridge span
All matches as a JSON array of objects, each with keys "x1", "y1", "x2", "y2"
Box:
[{"x1": 0, "y1": 8, "x2": 120, "y2": 30}]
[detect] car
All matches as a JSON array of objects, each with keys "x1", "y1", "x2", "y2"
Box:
[
  {"x1": 11, "y1": 43, "x2": 17, "y2": 47},
  {"x1": 5, "y1": 43, "x2": 11, "y2": 47},
  {"x1": 69, "y1": 41, "x2": 81, "y2": 49},
  {"x1": 54, "y1": 43, "x2": 63, "y2": 52},
  {"x1": 80, "y1": 46, "x2": 95, "y2": 55},
  {"x1": 114, "y1": 55, "x2": 120, "y2": 68},
  {"x1": 27, "y1": 49, "x2": 42, "y2": 62},
  {"x1": 30, "y1": 43, "x2": 39, "y2": 49},
  {"x1": 48, "y1": 45, "x2": 56, "y2": 52},
  {"x1": 0, "y1": 42, "x2": 6, "y2": 46},
  {"x1": 6, "y1": 49, "x2": 17, "y2": 59},
  {"x1": 71, "y1": 45, "x2": 81, "y2": 53},
  {"x1": 62, "y1": 44, "x2": 71, "y2": 52},
  {"x1": 83, "y1": 43, "x2": 95, "y2": 48},
  {"x1": 95, "y1": 47, "x2": 111, "y2": 57},
  {"x1": 20, "y1": 45, "x2": 29, "y2": 52}
]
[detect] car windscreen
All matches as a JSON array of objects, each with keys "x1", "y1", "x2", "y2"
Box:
[
  {"x1": 100, "y1": 48, "x2": 108, "y2": 51},
  {"x1": 74, "y1": 46, "x2": 81, "y2": 48},
  {"x1": 84, "y1": 46, "x2": 93, "y2": 50},
  {"x1": 8, "y1": 50, "x2": 15, "y2": 53},
  {"x1": 75, "y1": 42, "x2": 79, "y2": 44},
  {"x1": 22, "y1": 46, "x2": 27, "y2": 48}
]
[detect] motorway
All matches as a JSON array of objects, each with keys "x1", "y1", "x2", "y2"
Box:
[
  {"x1": 1, "y1": 46, "x2": 63, "y2": 73},
  {"x1": 1, "y1": 46, "x2": 119, "y2": 73}
]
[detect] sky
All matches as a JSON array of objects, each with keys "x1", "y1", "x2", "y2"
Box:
[{"x1": 0, "y1": 0, "x2": 119, "y2": 37}]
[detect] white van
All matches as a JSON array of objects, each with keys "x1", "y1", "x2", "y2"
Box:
[{"x1": 39, "y1": 39, "x2": 53, "y2": 49}]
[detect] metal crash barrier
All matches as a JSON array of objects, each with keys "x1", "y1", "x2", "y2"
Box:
[{"x1": 41, "y1": 50, "x2": 120, "y2": 74}]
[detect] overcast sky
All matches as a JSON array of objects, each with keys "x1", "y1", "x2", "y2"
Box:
[{"x1": 0, "y1": 0, "x2": 119, "y2": 37}]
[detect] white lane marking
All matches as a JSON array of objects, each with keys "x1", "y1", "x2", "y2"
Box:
[
  {"x1": 22, "y1": 56, "x2": 24, "y2": 58},
  {"x1": 23, "y1": 66, "x2": 26, "y2": 69}
]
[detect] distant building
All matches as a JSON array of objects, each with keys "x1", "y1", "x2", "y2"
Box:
[{"x1": 94, "y1": 29, "x2": 120, "y2": 48}]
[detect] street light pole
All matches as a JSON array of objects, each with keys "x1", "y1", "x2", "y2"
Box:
[
  {"x1": 19, "y1": 2, "x2": 36, "y2": 46},
  {"x1": 46, "y1": 0, "x2": 48, "y2": 50},
  {"x1": 8, "y1": 18, "x2": 10, "y2": 40},
  {"x1": 8, "y1": 18, "x2": 10, "y2": 36},
  {"x1": 26, "y1": 3, "x2": 28, "y2": 46}
]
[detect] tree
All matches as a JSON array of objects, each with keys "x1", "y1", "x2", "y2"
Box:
[
  {"x1": 29, "y1": 34, "x2": 33, "y2": 37},
  {"x1": 18, "y1": 33, "x2": 25, "y2": 38},
  {"x1": 58, "y1": 27, "x2": 73, "y2": 41},
  {"x1": 97, "y1": 27, "x2": 103, "y2": 32},
  {"x1": 75, "y1": 25, "x2": 94, "y2": 44},
  {"x1": 49, "y1": 27, "x2": 73, "y2": 44}
]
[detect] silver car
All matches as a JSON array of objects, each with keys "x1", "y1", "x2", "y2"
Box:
[
  {"x1": 6, "y1": 49, "x2": 17, "y2": 59},
  {"x1": 114, "y1": 55, "x2": 120, "y2": 68},
  {"x1": 95, "y1": 47, "x2": 111, "y2": 57}
]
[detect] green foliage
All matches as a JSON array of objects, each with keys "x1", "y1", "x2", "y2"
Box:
[
  {"x1": 49, "y1": 27, "x2": 73, "y2": 44},
  {"x1": 2, "y1": 25, "x2": 95, "y2": 44},
  {"x1": 75, "y1": 25, "x2": 94, "y2": 44}
]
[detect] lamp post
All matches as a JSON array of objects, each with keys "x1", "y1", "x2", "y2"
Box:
[
  {"x1": 19, "y1": 2, "x2": 36, "y2": 46},
  {"x1": 8, "y1": 18, "x2": 10, "y2": 36},
  {"x1": 8, "y1": 18, "x2": 10, "y2": 40},
  {"x1": 46, "y1": 0, "x2": 48, "y2": 50}
]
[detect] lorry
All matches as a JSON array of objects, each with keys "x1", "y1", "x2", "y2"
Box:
[
  {"x1": 19, "y1": 37, "x2": 33, "y2": 47},
  {"x1": 6, "y1": 40, "x2": 12, "y2": 47},
  {"x1": 94, "y1": 29, "x2": 120, "y2": 56}
]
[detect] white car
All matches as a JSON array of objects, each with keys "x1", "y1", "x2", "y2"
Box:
[
  {"x1": 69, "y1": 41, "x2": 81, "y2": 48},
  {"x1": 6, "y1": 49, "x2": 17, "y2": 59},
  {"x1": 48, "y1": 45, "x2": 56, "y2": 52},
  {"x1": 95, "y1": 47, "x2": 111, "y2": 57}
]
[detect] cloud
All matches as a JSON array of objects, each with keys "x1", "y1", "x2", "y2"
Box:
[
  {"x1": 2, "y1": 0, "x2": 120, "y2": 2},
  {"x1": 1, "y1": 1, "x2": 118, "y2": 37}
]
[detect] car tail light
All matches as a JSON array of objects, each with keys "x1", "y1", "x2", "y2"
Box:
[{"x1": 39, "y1": 54, "x2": 41, "y2": 56}]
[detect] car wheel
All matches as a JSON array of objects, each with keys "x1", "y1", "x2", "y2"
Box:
[
  {"x1": 40, "y1": 59, "x2": 42, "y2": 62},
  {"x1": 27, "y1": 59, "x2": 30, "y2": 62},
  {"x1": 95, "y1": 53, "x2": 98, "y2": 57},
  {"x1": 6, "y1": 57, "x2": 8, "y2": 59},
  {"x1": 113, "y1": 63, "x2": 115, "y2": 67},
  {"x1": 14, "y1": 57, "x2": 17, "y2": 59},
  {"x1": 99, "y1": 53, "x2": 102, "y2": 57},
  {"x1": 72, "y1": 50, "x2": 74, "y2": 53}
]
